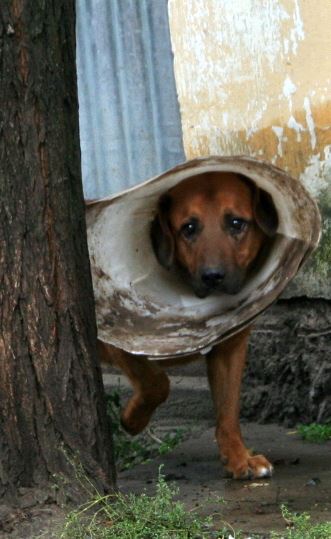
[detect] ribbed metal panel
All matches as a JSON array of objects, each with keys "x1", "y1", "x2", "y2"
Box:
[{"x1": 76, "y1": 0, "x2": 185, "y2": 199}]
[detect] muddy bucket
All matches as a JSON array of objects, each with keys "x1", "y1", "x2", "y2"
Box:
[{"x1": 86, "y1": 156, "x2": 321, "y2": 358}]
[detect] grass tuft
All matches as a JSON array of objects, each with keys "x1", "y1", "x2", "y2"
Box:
[
  {"x1": 61, "y1": 390, "x2": 331, "y2": 538},
  {"x1": 59, "y1": 470, "x2": 331, "y2": 539},
  {"x1": 60, "y1": 467, "x2": 219, "y2": 538},
  {"x1": 270, "y1": 505, "x2": 331, "y2": 539},
  {"x1": 297, "y1": 423, "x2": 331, "y2": 443}
]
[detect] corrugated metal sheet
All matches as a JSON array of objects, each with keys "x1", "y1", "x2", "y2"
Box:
[{"x1": 76, "y1": 0, "x2": 185, "y2": 199}]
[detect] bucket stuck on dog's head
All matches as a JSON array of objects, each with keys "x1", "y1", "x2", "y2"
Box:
[{"x1": 86, "y1": 156, "x2": 321, "y2": 359}]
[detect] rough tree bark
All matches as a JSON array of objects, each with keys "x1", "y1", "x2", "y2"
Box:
[{"x1": 0, "y1": 1, "x2": 115, "y2": 504}]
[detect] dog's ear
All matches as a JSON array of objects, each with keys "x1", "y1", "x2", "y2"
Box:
[
  {"x1": 150, "y1": 194, "x2": 174, "y2": 270},
  {"x1": 253, "y1": 188, "x2": 278, "y2": 237}
]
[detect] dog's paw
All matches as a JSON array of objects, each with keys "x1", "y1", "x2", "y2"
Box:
[
  {"x1": 121, "y1": 375, "x2": 170, "y2": 435},
  {"x1": 226, "y1": 454, "x2": 273, "y2": 480},
  {"x1": 120, "y1": 397, "x2": 151, "y2": 435}
]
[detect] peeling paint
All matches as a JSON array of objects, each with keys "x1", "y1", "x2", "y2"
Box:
[
  {"x1": 282, "y1": 76, "x2": 297, "y2": 111},
  {"x1": 300, "y1": 145, "x2": 331, "y2": 198},
  {"x1": 169, "y1": 0, "x2": 306, "y2": 108},
  {"x1": 290, "y1": 0, "x2": 305, "y2": 54},
  {"x1": 169, "y1": 1, "x2": 331, "y2": 184},
  {"x1": 272, "y1": 126, "x2": 285, "y2": 157},
  {"x1": 246, "y1": 102, "x2": 268, "y2": 138},
  {"x1": 287, "y1": 115, "x2": 305, "y2": 142},
  {"x1": 303, "y1": 97, "x2": 317, "y2": 150}
]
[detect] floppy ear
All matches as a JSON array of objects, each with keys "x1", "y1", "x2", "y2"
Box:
[
  {"x1": 253, "y1": 188, "x2": 278, "y2": 237},
  {"x1": 150, "y1": 194, "x2": 174, "y2": 270}
]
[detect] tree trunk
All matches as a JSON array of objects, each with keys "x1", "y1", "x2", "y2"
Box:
[{"x1": 0, "y1": 1, "x2": 116, "y2": 504}]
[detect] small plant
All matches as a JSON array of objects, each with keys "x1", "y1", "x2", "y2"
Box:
[
  {"x1": 270, "y1": 504, "x2": 331, "y2": 538},
  {"x1": 60, "y1": 467, "x2": 221, "y2": 538},
  {"x1": 297, "y1": 422, "x2": 331, "y2": 443},
  {"x1": 59, "y1": 463, "x2": 331, "y2": 539},
  {"x1": 106, "y1": 389, "x2": 186, "y2": 470},
  {"x1": 157, "y1": 429, "x2": 186, "y2": 455}
]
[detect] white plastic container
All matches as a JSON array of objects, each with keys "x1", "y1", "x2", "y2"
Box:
[{"x1": 86, "y1": 156, "x2": 321, "y2": 358}]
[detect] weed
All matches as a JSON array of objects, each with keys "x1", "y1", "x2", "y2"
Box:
[
  {"x1": 59, "y1": 466, "x2": 331, "y2": 539},
  {"x1": 270, "y1": 504, "x2": 331, "y2": 538},
  {"x1": 106, "y1": 389, "x2": 187, "y2": 470},
  {"x1": 60, "y1": 467, "x2": 222, "y2": 538},
  {"x1": 297, "y1": 423, "x2": 331, "y2": 443}
]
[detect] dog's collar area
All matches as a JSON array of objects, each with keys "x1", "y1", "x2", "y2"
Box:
[{"x1": 87, "y1": 156, "x2": 321, "y2": 358}]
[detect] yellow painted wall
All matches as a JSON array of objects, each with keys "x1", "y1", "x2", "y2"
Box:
[{"x1": 168, "y1": 0, "x2": 331, "y2": 297}]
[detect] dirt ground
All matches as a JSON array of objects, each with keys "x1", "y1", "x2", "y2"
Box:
[
  {"x1": 2, "y1": 300, "x2": 331, "y2": 538},
  {"x1": 119, "y1": 422, "x2": 331, "y2": 536},
  {"x1": 3, "y1": 369, "x2": 330, "y2": 539},
  {"x1": 112, "y1": 360, "x2": 331, "y2": 537}
]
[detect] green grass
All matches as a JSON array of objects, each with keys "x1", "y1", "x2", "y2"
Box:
[
  {"x1": 105, "y1": 389, "x2": 187, "y2": 470},
  {"x1": 70, "y1": 391, "x2": 330, "y2": 538},
  {"x1": 297, "y1": 423, "x2": 331, "y2": 443},
  {"x1": 58, "y1": 460, "x2": 331, "y2": 539},
  {"x1": 59, "y1": 480, "x2": 331, "y2": 539},
  {"x1": 270, "y1": 505, "x2": 331, "y2": 539},
  {"x1": 60, "y1": 468, "x2": 221, "y2": 539}
]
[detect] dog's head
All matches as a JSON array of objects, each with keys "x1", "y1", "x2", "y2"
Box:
[{"x1": 151, "y1": 172, "x2": 278, "y2": 298}]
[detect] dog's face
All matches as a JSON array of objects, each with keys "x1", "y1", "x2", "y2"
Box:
[{"x1": 151, "y1": 172, "x2": 278, "y2": 298}]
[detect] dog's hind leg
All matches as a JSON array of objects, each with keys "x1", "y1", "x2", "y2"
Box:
[
  {"x1": 98, "y1": 340, "x2": 170, "y2": 435},
  {"x1": 206, "y1": 327, "x2": 273, "y2": 479}
]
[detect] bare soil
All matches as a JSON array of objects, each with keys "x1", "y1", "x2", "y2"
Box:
[
  {"x1": 2, "y1": 420, "x2": 330, "y2": 538},
  {"x1": 119, "y1": 422, "x2": 331, "y2": 536}
]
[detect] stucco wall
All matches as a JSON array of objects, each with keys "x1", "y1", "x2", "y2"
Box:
[{"x1": 168, "y1": 0, "x2": 331, "y2": 297}]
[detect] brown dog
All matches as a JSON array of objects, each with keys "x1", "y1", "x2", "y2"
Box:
[{"x1": 98, "y1": 171, "x2": 278, "y2": 479}]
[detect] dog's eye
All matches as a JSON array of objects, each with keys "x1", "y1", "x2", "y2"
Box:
[
  {"x1": 227, "y1": 216, "x2": 249, "y2": 234},
  {"x1": 231, "y1": 218, "x2": 247, "y2": 231},
  {"x1": 180, "y1": 219, "x2": 199, "y2": 239}
]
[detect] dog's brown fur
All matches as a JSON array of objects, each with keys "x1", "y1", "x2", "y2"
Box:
[{"x1": 99, "y1": 172, "x2": 278, "y2": 479}]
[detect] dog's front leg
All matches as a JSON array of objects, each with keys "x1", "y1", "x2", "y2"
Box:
[
  {"x1": 206, "y1": 327, "x2": 273, "y2": 479},
  {"x1": 98, "y1": 340, "x2": 170, "y2": 435}
]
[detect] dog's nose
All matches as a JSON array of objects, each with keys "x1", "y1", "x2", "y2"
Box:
[{"x1": 200, "y1": 267, "x2": 225, "y2": 287}]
